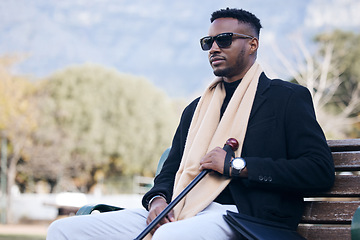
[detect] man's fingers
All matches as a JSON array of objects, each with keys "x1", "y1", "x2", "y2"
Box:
[
  {"x1": 167, "y1": 210, "x2": 175, "y2": 222},
  {"x1": 199, "y1": 162, "x2": 211, "y2": 171},
  {"x1": 146, "y1": 197, "x2": 176, "y2": 235},
  {"x1": 147, "y1": 204, "x2": 175, "y2": 235},
  {"x1": 146, "y1": 211, "x2": 156, "y2": 225},
  {"x1": 150, "y1": 223, "x2": 162, "y2": 235}
]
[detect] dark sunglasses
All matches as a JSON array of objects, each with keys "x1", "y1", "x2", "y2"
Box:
[{"x1": 200, "y1": 32, "x2": 254, "y2": 51}]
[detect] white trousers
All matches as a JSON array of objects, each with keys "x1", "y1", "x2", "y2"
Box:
[{"x1": 46, "y1": 202, "x2": 238, "y2": 240}]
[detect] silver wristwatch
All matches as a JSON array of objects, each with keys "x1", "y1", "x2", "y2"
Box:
[{"x1": 230, "y1": 157, "x2": 246, "y2": 177}]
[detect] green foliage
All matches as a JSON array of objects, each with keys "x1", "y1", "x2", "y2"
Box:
[
  {"x1": 277, "y1": 30, "x2": 360, "y2": 139},
  {"x1": 315, "y1": 30, "x2": 360, "y2": 116},
  {"x1": 29, "y1": 64, "x2": 178, "y2": 192},
  {"x1": 0, "y1": 55, "x2": 40, "y2": 222},
  {"x1": 315, "y1": 30, "x2": 360, "y2": 79},
  {"x1": 0, "y1": 56, "x2": 37, "y2": 135}
]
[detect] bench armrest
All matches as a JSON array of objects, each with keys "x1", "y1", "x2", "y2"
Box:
[
  {"x1": 76, "y1": 204, "x2": 124, "y2": 215},
  {"x1": 352, "y1": 206, "x2": 360, "y2": 240},
  {"x1": 155, "y1": 147, "x2": 170, "y2": 176},
  {"x1": 76, "y1": 148, "x2": 170, "y2": 216}
]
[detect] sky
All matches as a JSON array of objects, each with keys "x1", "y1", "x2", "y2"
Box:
[{"x1": 1, "y1": 0, "x2": 359, "y2": 98}]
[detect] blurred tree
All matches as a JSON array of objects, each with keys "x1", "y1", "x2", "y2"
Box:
[
  {"x1": 22, "y1": 64, "x2": 178, "y2": 193},
  {"x1": 274, "y1": 30, "x2": 360, "y2": 139},
  {"x1": 314, "y1": 30, "x2": 360, "y2": 138},
  {"x1": 0, "y1": 55, "x2": 37, "y2": 222}
]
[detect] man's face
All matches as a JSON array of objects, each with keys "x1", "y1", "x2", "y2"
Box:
[{"x1": 206, "y1": 18, "x2": 257, "y2": 82}]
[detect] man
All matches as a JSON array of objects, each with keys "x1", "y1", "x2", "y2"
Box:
[{"x1": 47, "y1": 8, "x2": 334, "y2": 240}]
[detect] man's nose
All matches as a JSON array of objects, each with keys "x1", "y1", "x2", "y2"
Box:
[{"x1": 209, "y1": 40, "x2": 221, "y2": 54}]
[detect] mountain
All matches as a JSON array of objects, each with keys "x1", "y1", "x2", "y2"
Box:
[{"x1": 1, "y1": 0, "x2": 359, "y2": 98}]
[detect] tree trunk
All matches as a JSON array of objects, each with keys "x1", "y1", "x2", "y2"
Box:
[{"x1": 7, "y1": 145, "x2": 21, "y2": 224}]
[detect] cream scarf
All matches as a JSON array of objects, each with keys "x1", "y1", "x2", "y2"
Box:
[{"x1": 172, "y1": 61, "x2": 263, "y2": 220}]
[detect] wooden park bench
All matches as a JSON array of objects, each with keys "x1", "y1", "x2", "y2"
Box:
[
  {"x1": 298, "y1": 139, "x2": 360, "y2": 239},
  {"x1": 76, "y1": 139, "x2": 360, "y2": 239}
]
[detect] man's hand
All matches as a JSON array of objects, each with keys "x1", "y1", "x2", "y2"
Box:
[
  {"x1": 147, "y1": 197, "x2": 175, "y2": 234},
  {"x1": 199, "y1": 147, "x2": 227, "y2": 174}
]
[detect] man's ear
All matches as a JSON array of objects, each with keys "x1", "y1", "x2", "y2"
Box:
[{"x1": 249, "y1": 38, "x2": 259, "y2": 55}]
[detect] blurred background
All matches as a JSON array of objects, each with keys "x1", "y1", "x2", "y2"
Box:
[{"x1": 0, "y1": 0, "x2": 359, "y2": 238}]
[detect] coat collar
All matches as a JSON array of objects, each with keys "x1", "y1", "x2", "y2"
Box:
[{"x1": 249, "y1": 72, "x2": 271, "y2": 120}]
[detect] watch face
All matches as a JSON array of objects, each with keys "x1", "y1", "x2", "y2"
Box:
[{"x1": 232, "y1": 158, "x2": 245, "y2": 170}]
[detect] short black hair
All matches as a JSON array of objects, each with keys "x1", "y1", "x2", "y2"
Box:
[{"x1": 210, "y1": 8, "x2": 262, "y2": 37}]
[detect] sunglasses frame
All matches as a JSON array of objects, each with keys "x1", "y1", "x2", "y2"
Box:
[{"x1": 200, "y1": 32, "x2": 254, "y2": 51}]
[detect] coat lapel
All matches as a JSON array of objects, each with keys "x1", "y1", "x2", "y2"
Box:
[{"x1": 249, "y1": 72, "x2": 271, "y2": 121}]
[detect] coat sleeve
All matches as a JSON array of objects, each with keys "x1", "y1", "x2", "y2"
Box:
[{"x1": 245, "y1": 84, "x2": 335, "y2": 192}]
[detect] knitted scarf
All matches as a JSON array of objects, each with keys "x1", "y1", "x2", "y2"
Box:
[{"x1": 172, "y1": 62, "x2": 263, "y2": 220}]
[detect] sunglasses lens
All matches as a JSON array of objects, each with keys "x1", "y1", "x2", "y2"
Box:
[
  {"x1": 200, "y1": 33, "x2": 234, "y2": 51},
  {"x1": 215, "y1": 34, "x2": 232, "y2": 48},
  {"x1": 200, "y1": 37, "x2": 213, "y2": 51}
]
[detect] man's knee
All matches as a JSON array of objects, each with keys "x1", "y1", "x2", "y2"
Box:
[
  {"x1": 152, "y1": 222, "x2": 188, "y2": 240},
  {"x1": 47, "y1": 218, "x2": 68, "y2": 240}
]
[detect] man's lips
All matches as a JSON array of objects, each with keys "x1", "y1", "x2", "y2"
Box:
[{"x1": 210, "y1": 56, "x2": 226, "y2": 66}]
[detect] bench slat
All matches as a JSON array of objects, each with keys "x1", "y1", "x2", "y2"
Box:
[
  {"x1": 333, "y1": 151, "x2": 360, "y2": 170},
  {"x1": 304, "y1": 175, "x2": 360, "y2": 197},
  {"x1": 329, "y1": 175, "x2": 360, "y2": 196},
  {"x1": 328, "y1": 139, "x2": 360, "y2": 152},
  {"x1": 301, "y1": 201, "x2": 360, "y2": 223},
  {"x1": 298, "y1": 225, "x2": 350, "y2": 240}
]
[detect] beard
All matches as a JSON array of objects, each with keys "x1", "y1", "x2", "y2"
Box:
[
  {"x1": 212, "y1": 48, "x2": 246, "y2": 78},
  {"x1": 213, "y1": 67, "x2": 231, "y2": 77}
]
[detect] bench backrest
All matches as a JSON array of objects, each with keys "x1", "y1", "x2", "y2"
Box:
[
  {"x1": 157, "y1": 140, "x2": 360, "y2": 239},
  {"x1": 298, "y1": 139, "x2": 360, "y2": 239}
]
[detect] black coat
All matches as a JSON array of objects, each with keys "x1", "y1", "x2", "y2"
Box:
[{"x1": 143, "y1": 73, "x2": 335, "y2": 230}]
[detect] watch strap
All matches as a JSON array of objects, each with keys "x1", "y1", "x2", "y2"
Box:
[
  {"x1": 231, "y1": 167, "x2": 241, "y2": 177},
  {"x1": 223, "y1": 150, "x2": 234, "y2": 177}
]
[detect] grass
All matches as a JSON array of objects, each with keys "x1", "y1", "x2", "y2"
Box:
[{"x1": 0, "y1": 235, "x2": 45, "y2": 240}]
